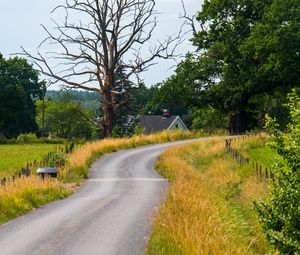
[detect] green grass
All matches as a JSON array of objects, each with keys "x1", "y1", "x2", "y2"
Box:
[
  {"x1": 247, "y1": 147, "x2": 280, "y2": 169},
  {"x1": 0, "y1": 144, "x2": 57, "y2": 178},
  {"x1": 237, "y1": 136, "x2": 281, "y2": 169}
]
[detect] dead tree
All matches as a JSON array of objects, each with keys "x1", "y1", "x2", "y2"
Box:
[{"x1": 22, "y1": 0, "x2": 181, "y2": 137}]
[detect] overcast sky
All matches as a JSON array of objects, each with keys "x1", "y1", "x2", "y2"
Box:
[{"x1": 0, "y1": 0, "x2": 202, "y2": 89}]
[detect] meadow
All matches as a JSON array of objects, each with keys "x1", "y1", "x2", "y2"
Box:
[
  {"x1": 0, "y1": 144, "x2": 58, "y2": 178},
  {"x1": 147, "y1": 135, "x2": 277, "y2": 255}
]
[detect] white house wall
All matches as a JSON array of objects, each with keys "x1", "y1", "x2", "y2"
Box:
[{"x1": 168, "y1": 117, "x2": 188, "y2": 131}]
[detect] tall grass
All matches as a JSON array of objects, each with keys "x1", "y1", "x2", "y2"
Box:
[
  {"x1": 0, "y1": 176, "x2": 71, "y2": 224},
  {"x1": 62, "y1": 130, "x2": 207, "y2": 183},
  {"x1": 147, "y1": 138, "x2": 271, "y2": 255}
]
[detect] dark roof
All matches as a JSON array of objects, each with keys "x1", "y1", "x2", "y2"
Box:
[{"x1": 141, "y1": 115, "x2": 177, "y2": 134}]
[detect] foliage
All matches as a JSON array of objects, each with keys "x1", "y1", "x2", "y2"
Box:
[
  {"x1": 133, "y1": 124, "x2": 146, "y2": 136},
  {"x1": 196, "y1": 0, "x2": 299, "y2": 133},
  {"x1": 36, "y1": 97, "x2": 98, "y2": 140},
  {"x1": 46, "y1": 90, "x2": 101, "y2": 115},
  {"x1": 0, "y1": 55, "x2": 42, "y2": 138},
  {"x1": 242, "y1": 0, "x2": 300, "y2": 89},
  {"x1": 256, "y1": 89, "x2": 300, "y2": 254},
  {"x1": 192, "y1": 106, "x2": 229, "y2": 131},
  {"x1": 17, "y1": 133, "x2": 38, "y2": 144},
  {"x1": 152, "y1": 0, "x2": 299, "y2": 134},
  {"x1": 112, "y1": 115, "x2": 140, "y2": 138},
  {"x1": 45, "y1": 151, "x2": 67, "y2": 168}
]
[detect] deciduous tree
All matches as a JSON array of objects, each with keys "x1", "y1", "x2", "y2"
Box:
[
  {"x1": 0, "y1": 55, "x2": 41, "y2": 137},
  {"x1": 23, "y1": 0, "x2": 180, "y2": 137}
]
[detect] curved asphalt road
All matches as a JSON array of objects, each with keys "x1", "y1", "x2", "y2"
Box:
[{"x1": 0, "y1": 138, "x2": 207, "y2": 255}]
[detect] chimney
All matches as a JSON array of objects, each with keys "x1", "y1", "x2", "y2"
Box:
[{"x1": 162, "y1": 109, "x2": 170, "y2": 118}]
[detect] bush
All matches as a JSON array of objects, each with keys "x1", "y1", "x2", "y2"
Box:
[
  {"x1": 17, "y1": 133, "x2": 38, "y2": 144},
  {"x1": 134, "y1": 124, "x2": 146, "y2": 136},
  {"x1": 38, "y1": 138, "x2": 66, "y2": 144},
  {"x1": 255, "y1": 89, "x2": 300, "y2": 254},
  {"x1": 192, "y1": 106, "x2": 229, "y2": 131},
  {"x1": 46, "y1": 151, "x2": 67, "y2": 168}
]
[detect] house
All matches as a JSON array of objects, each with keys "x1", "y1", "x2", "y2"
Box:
[{"x1": 140, "y1": 110, "x2": 188, "y2": 134}]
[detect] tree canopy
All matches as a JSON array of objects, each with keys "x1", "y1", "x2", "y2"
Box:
[
  {"x1": 151, "y1": 0, "x2": 299, "y2": 134},
  {"x1": 36, "y1": 95, "x2": 97, "y2": 140},
  {"x1": 0, "y1": 55, "x2": 41, "y2": 138}
]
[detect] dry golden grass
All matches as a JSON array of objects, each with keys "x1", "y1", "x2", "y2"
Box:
[
  {"x1": 0, "y1": 176, "x2": 62, "y2": 196},
  {"x1": 63, "y1": 130, "x2": 206, "y2": 182},
  {"x1": 147, "y1": 138, "x2": 270, "y2": 255},
  {"x1": 0, "y1": 176, "x2": 71, "y2": 224}
]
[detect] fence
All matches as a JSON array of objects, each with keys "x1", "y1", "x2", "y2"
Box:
[
  {"x1": 225, "y1": 138, "x2": 274, "y2": 182},
  {"x1": 0, "y1": 142, "x2": 75, "y2": 187}
]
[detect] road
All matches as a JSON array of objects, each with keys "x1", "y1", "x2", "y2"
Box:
[{"x1": 0, "y1": 139, "x2": 204, "y2": 255}]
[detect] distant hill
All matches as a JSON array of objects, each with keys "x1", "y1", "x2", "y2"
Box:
[{"x1": 46, "y1": 90, "x2": 101, "y2": 112}]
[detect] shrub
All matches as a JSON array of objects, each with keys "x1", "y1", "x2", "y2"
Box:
[
  {"x1": 133, "y1": 124, "x2": 146, "y2": 136},
  {"x1": 45, "y1": 151, "x2": 67, "y2": 168},
  {"x1": 255, "y1": 89, "x2": 300, "y2": 254},
  {"x1": 17, "y1": 133, "x2": 38, "y2": 144},
  {"x1": 37, "y1": 138, "x2": 66, "y2": 144}
]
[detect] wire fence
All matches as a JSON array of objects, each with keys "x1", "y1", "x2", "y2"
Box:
[{"x1": 225, "y1": 138, "x2": 274, "y2": 182}]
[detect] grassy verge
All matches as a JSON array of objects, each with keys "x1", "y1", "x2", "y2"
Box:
[
  {"x1": 61, "y1": 130, "x2": 215, "y2": 183},
  {"x1": 0, "y1": 144, "x2": 58, "y2": 178},
  {"x1": 147, "y1": 137, "x2": 273, "y2": 254},
  {"x1": 0, "y1": 176, "x2": 71, "y2": 224}
]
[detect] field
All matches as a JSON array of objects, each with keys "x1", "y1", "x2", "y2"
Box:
[
  {"x1": 147, "y1": 136, "x2": 278, "y2": 255},
  {"x1": 0, "y1": 144, "x2": 58, "y2": 178}
]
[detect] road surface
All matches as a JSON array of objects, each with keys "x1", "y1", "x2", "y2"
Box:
[{"x1": 0, "y1": 139, "x2": 205, "y2": 255}]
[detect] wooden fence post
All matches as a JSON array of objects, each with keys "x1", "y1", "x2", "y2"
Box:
[
  {"x1": 259, "y1": 165, "x2": 262, "y2": 182},
  {"x1": 265, "y1": 167, "x2": 269, "y2": 181}
]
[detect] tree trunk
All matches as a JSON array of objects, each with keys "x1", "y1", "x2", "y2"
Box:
[
  {"x1": 230, "y1": 110, "x2": 247, "y2": 135},
  {"x1": 102, "y1": 91, "x2": 116, "y2": 138}
]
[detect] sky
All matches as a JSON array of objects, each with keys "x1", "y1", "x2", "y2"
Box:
[{"x1": 0, "y1": 0, "x2": 202, "y2": 89}]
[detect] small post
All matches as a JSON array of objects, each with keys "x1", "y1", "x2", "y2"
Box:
[
  {"x1": 265, "y1": 167, "x2": 269, "y2": 181},
  {"x1": 256, "y1": 162, "x2": 258, "y2": 177},
  {"x1": 58, "y1": 159, "x2": 61, "y2": 177},
  {"x1": 270, "y1": 170, "x2": 275, "y2": 182},
  {"x1": 259, "y1": 165, "x2": 262, "y2": 182}
]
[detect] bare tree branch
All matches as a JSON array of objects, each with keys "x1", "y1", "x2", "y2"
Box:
[{"x1": 22, "y1": 0, "x2": 182, "y2": 137}]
